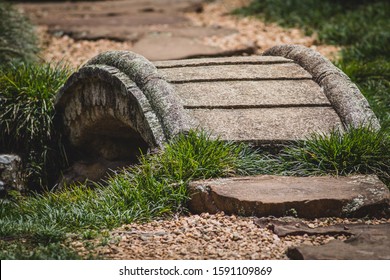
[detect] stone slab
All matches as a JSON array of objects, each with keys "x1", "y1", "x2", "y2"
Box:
[
  {"x1": 153, "y1": 56, "x2": 292, "y2": 68},
  {"x1": 255, "y1": 217, "x2": 390, "y2": 237},
  {"x1": 187, "y1": 175, "x2": 390, "y2": 218},
  {"x1": 286, "y1": 224, "x2": 390, "y2": 260},
  {"x1": 159, "y1": 63, "x2": 312, "y2": 83},
  {"x1": 174, "y1": 80, "x2": 330, "y2": 108},
  {"x1": 186, "y1": 107, "x2": 342, "y2": 144},
  {"x1": 131, "y1": 35, "x2": 224, "y2": 61}
]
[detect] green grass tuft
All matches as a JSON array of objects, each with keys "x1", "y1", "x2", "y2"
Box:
[
  {"x1": 280, "y1": 126, "x2": 390, "y2": 184},
  {"x1": 1, "y1": 127, "x2": 389, "y2": 259},
  {"x1": 0, "y1": 130, "x2": 268, "y2": 258},
  {"x1": 0, "y1": 62, "x2": 71, "y2": 190},
  {"x1": 0, "y1": 240, "x2": 82, "y2": 260}
]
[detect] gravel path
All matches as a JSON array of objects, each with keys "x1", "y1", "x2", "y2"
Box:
[{"x1": 69, "y1": 213, "x2": 390, "y2": 260}]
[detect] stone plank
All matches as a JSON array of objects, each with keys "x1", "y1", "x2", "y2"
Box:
[
  {"x1": 153, "y1": 56, "x2": 292, "y2": 68},
  {"x1": 158, "y1": 63, "x2": 312, "y2": 82},
  {"x1": 188, "y1": 175, "x2": 390, "y2": 218},
  {"x1": 186, "y1": 107, "x2": 342, "y2": 143},
  {"x1": 287, "y1": 224, "x2": 390, "y2": 259},
  {"x1": 174, "y1": 80, "x2": 330, "y2": 108}
]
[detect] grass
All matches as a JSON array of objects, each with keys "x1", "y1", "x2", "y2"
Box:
[
  {"x1": 235, "y1": 0, "x2": 390, "y2": 131},
  {"x1": 0, "y1": 0, "x2": 38, "y2": 63},
  {"x1": 1, "y1": 128, "x2": 389, "y2": 259},
  {"x1": 0, "y1": 131, "x2": 270, "y2": 259},
  {"x1": 0, "y1": 62, "x2": 71, "y2": 191},
  {"x1": 0, "y1": 240, "x2": 82, "y2": 260},
  {"x1": 280, "y1": 126, "x2": 390, "y2": 185}
]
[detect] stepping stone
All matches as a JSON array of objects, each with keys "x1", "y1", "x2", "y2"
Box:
[
  {"x1": 17, "y1": 0, "x2": 243, "y2": 60},
  {"x1": 54, "y1": 45, "x2": 380, "y2": 183},
  {"x1": 254, "y1": 218, "x2": 390, "y2": 259},
  {"x1": 187, "y1": 175, "x2": 390, "y2": 218},
  {"x1": 287, "y1": 224, "x2": 390, "y2": 260}
]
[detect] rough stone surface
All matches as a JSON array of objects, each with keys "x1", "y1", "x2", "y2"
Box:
[
  {"x1": 173, "y1": 80, "x2": 330, "y2": 108},
  {"x1": 158, "y1": 63, "x2": 312, "y2": 83},
  {"x1": 188, "y1": 175, "x2": 390, "y2": 218},
  {"x1": 287, "y1": 224, "x2": 390, "y2": 260},
  {"x1": 153, "y1": 56, "x2": 292, "y2": 68},
  {"x1": 0, "y1": 154, "x2": 24, "y2": 197},
  {"x1": 55, "y1": 51, "x2": 193, "y2": 183},
  {"x1": 264, "y1": 45, "x2": 380, "y2": 129},
  {"x1": 85, "y1": 51, "x2": 193, "y2": 138},
  {"x1": 56, "y1": 64, "x2": 163, "y2": 154},
  {"x1": 187, "y1": 107, "x2": 342, "y2": 144}
]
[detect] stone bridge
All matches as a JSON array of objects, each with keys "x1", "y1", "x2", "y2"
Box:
[
  {"x1": 55, "y1": 45, "x2": 378, "y2": 167},
  {"x1": 52, "y1": 44, "x2": 390, "y2": 219}
]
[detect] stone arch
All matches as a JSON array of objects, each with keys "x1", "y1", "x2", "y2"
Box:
[{"x1": 54, "y1": 51, "x2": 192, "y2": 184}]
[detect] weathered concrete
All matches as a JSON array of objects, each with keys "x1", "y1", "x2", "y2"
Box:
[
  {"x1": 187, "y1": 175, "x2": 390, "y2": 218},
  {"x1": 187, "y1": 107, "x2": 341, "y2": 144},
  {"x1": 0, "y1": 154, "x2": 24, "y2": 197},
  {"x1": 287, "y1": 224, "x2": 390, "y2": 260},
  {"x1": 158, "y1": 63, "x2": 312, "y2": 83},
  {"x1": 264, "y1": 45, "x2": 380, "y2": 129},
  {"x1": 174, "y1": 80, "x2": 331, "y2": 108},
  {"x1": 153, "y1": 55, "x2": 292, "y2": 68}
]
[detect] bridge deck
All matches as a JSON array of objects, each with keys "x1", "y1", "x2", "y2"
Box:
[{"x1": 154, "y1": 56, "x2": 343, "y2": 145}]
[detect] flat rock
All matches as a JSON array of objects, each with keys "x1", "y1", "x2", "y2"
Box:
[
  {"x1": 173, "y1": 80, "x2": 331, "y2": 108},
  {"x1": 286, "y1": 223, "x2": 390, "y2": 259},
  {"x1": 187, "y1": 175, "x2": 390, "y2": 218},
  {"x1": 158, "y1": 63, "x2": 312, "y2": 82},
  {"x1": 17, "y1": 0, "x2": 241, "y2": 60},
  {"x1": 186, "y1": 107, "x2": 341, "y2": 144},
  {"x1": 154, "y1": 55, "x2": 344, "y2": 146}
]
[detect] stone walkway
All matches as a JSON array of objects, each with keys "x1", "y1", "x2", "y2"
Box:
[
  {"x1": 17, "y1": 0, "x2": 339, "y2": 66},
  {"x1": 189, "y1": 175, "x2": 390, "y2": 218},
  {"x1": 18, "y1": 0, "x2": 247, "y2": 61}
]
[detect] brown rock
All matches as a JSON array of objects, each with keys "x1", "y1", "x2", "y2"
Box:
[
  {"x1": 188, "y1": 175, "x2": 390, "y2": 218},
  {"x1": 287, "y1": 224, "x2": 390, "y2": 260}
]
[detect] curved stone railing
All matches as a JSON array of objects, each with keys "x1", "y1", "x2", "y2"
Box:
[
  {"x1": 263, "y1": 44, "x2": 380, "y2": 130},
  {"x1": 55, "y1": 51, "x2": 192, "y2": 164}
]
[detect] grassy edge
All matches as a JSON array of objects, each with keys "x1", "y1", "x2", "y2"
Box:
[{"x1": 1, "y1": 127, "x2": 389, "y2": 259}]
